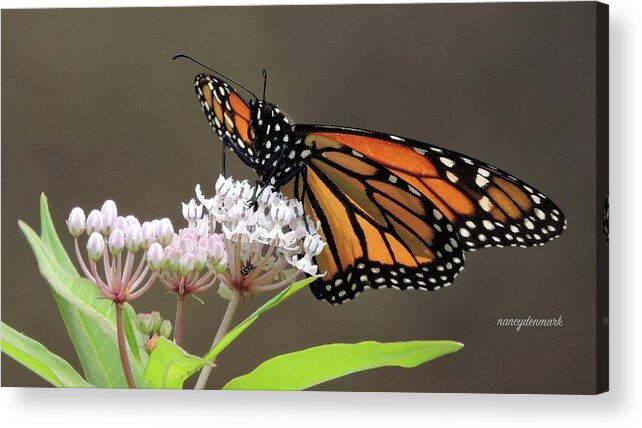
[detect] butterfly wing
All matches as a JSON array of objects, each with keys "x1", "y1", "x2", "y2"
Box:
[
  {"x1": 194, "y1": 73, "x2": 257, "y2": 168},
  {"x1": 281, "y1": 133, "x2": 466, "y2": 305},
  {"x1": 294, "y1": 125, "x2": 566, "y2": 252}
]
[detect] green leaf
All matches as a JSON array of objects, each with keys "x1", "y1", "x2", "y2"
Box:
[
  {"x1": 203, "y1": 275, "x2": 317, "y2": 362},
  {"x1": 1, "y1": 322, "x2": 93, "y2": 388},
  {"x1": 222, "y1": 340, "x2": 464, "y2": 391},
  {"x1": 19, "y1": 204, "x2": 146, "y2": 387},
  {"x1": 39, "y1": 193, "x2": 78, "y2": 276},
  {"x1": 144, "y1": 337, "x2": 210, "y2": 389}
]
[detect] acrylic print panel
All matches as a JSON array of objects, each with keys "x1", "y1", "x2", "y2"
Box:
[{"x1": 1, "y1": 2, "x2": 608, "y2": 393}]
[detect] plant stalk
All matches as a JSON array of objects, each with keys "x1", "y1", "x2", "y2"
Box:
[
  {"x1": 174, "y1": 293, "x2": 186, "y2": 346},
  {"x1": 194, "y1": 291, "x2": 240, "y2": 390},
  {"x1": 115, "y1": 303, "x2": 136, "y2": 389}
]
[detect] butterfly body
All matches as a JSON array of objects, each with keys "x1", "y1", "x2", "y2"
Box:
[{"x1": 192, "y1": 70, "x2": 567, "y2": 304}]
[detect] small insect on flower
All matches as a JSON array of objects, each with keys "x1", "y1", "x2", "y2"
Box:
[{"x1": 194, "y1": 175, "x2": 326, "y2": 299}]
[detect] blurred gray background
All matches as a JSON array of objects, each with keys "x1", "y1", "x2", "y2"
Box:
[{"x1": 2, "y1": 3, "x2": 598, "y2": 392}]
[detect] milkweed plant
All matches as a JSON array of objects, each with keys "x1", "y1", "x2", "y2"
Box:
[{"x1": 1, "y1": 176, "x2": 463, "y2": 389}]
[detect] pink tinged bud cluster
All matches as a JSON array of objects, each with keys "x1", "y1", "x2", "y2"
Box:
[
  {"x1": 194, "y1": 175, "x2": 327, "y2": 299},
  {"x1": 157, "y1": 222, "x2": 228, "y2": 297},
  {"x1": 68, "y1": 200, "x2": 174, "y2": 303}
]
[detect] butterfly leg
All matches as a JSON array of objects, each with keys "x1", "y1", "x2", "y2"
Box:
[
  {"x1": 297, "y1": 169, "x2": 312, "y2": 234},
  {"x1": 221, "y1": 139, "x2": 227, "y2": 178}
]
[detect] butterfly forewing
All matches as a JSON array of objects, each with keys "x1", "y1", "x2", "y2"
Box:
[
  {"x1": 295, "y1": 125, "x2": 566, "y2": 252},
  {"x1": 195, "y1": 73, "x2": 257, "y2": 168}
]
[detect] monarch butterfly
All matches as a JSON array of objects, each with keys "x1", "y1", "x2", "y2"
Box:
[{"x1": 176, "y1": 55, "x2": 567, "y2": 305}]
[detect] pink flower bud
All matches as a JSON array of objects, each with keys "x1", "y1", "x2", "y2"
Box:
[
  {"x1": 100, "y1": 200, "x2": 118, "y2": 236},
  {"x1": 194, "y1": 220, "x2": 209, "y2": 238},
  {"x1": 156, "y1": 218, "x2": 174, "y2": 246},
  {"x1": 179, "y1": 252, "x2": 195, "y2": 276},
  {"x1": 86, "y1": 209, "x2": 103, "y2": 235},
  {"x1": 140, "y1": 221, "x2": 156, "y2": 250},
  {"x1": 208, "y1": 236, "x2": 227, "y2": 273},
  {"x1": 66, "y1": 207, "x2": 86, "y2": 237},
  {"x1": 87, "y1": 232, "x2": 105, "y2": 261},
  {"x1": 112, "y1": 216, "x2": 128, "y2": 232},
  {"x1": 193, "y1": 247, "x2": 208, "y2": 272},
  {"x1": 146, "y1": 242, "x2": 164, "y2": 271},
  {"x1": 166, "y1": 247, "x2": 182, "y2": 271},
  {"x1": 125, "y1": 224, "x2": 143, "y2": 252},
  {"x1": 108, "y1": 229, "x2": 125, "y2": 256},
  {"x1": 125, "y1": 215, "x2": 141, "y2": 229}
]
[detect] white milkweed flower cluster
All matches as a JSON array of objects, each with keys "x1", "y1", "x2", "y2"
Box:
[
  {"x1": 67, "y1": 200, "x2": 174, "y2": 303},
  {"x1": 193, "y1": 175, "x2": 327, "y2": 298}
]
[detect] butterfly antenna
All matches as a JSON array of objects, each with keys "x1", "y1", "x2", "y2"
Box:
[
  {"x1": 172, "y1": 53, "x2": 259, "y2": 101},
  {"x1": 262, "y1": 68, "x2": 268, "y2": 102}
]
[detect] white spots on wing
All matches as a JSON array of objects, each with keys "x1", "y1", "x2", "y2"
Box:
[
  {"x1": 534, "y1": 208, "x2": 546, "y2": 220},
  {"x1": 446, "y1": 171, "x2": 459, "y2": 183},
  {"x1": 389, "y1": 175, "x2": 398, "y2": 183},
  {"x1": 478, "y1": 168, "x2": 490, "y2": 177},
  {"x1": 390, "y1": 135, "x2": 404, "y2": 142},
  {"x1": 440, "y1": 157, "x2": 455, "y2": 168},
  {"x1": 524, "y1": 219, "x2": 535, "y2": 230},
  {"x1": 482, "y1": 220, "x2": 495, "y2": 230},
  {"x1": 414, "y1": 147, "x2": 427, "y2": 155},
  {"x1": 465, "y1": 221, "x2": 476, "y2": 229},
  {"x1": 459, "y1": 227, "x2": 471, "y2": 238},
  {"x1": 301, "y1": 149, "x2": 312, "y2": 158},
  {"x1": 475, "y1": 175, "x2": 490, "y2": 187},
  {"x1": 433, "y1": 209, "x2": 443, "y2": 220},
  {"x1": 531, "y1": 194, "x2": 542, "y2": 204},
  {"x1": 352, "y1": 150, "x2": 364, "y2": 158},
  {"x1": 510, "y1": 225, "x2": 519, "y2": 233},
  {"x1": 479, "y1": 196, "x2": 493, "y2": 212}
]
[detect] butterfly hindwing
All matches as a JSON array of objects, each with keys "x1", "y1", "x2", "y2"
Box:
[
  {"x1": 294, "y1": 125, "x2": 567, "y2": 252},
  {"x1": 283, "y1": 136, "x2": 465, "y2": 304}
]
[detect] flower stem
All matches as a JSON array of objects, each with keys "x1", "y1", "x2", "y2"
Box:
[
  {"x1": 115, "y1": 303, "x2": 136, "y2": 389},
  {"x1": 174, "y1": 293, "x2": 186, "y2": 346},
  {"x1": 194, "y1": 291, "x2": 240, "y2": 390}
]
